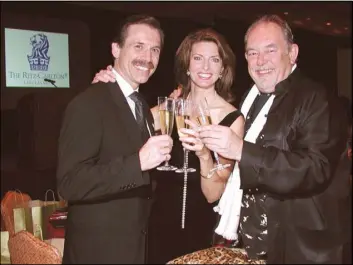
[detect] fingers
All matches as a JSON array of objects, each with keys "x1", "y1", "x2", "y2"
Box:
[
  {"x1": 182, "y1": 142, "x2": 195, "y2": 150},
  {"x1": 184, "y1": 119, "x2": 199, "y2": 130},
  {"x1": 169, "y1": 86, "x2": 183, "y2": 99},
  {"x1": 176, "y1": 86, "x2": 183, "y2": 97},
  {"x1": 108, "y1": 71, "x2": 116, "y2": 81},
  {"x1": 160, "y1": 145, "x2": 172, "y2": 155},
  {"x1": 198, "y1": 125, "x2": 227, "y2": 140},
  {"x1": 199, "y1": 124, "x2": 224, "y2": 133},
  {"x1": 180, "y1": 136, "x2": 203, "y2": 151},
  {"x1": 179, "y1": 128, "x2": 198, "y2": 137},
  {"x1": 93, "y1": 68, "x2": 116, "y2": 83},
  {"x1": 151, "y1": 134, "x2": 173, "y2": 145},
  {"x1": 201, "y1": 138, "x2": 220, "y2": 148},
  {"x1": 149, "y1": 135, "x2": 173, "y2": 158},
  {"x1": 198, "y1": 126, "x2": 216, "y2": 139},
  {"x1": 141, "y1": 135, "x2": 173, "y2": 170},
  {"x1": 158, "y1": 140, "x2": 172, "y2": 163},
  {"x1": 179, "y1": 135, "x2": 198, "y2": 145},
  {"x1": 105, "y1": 71, "x2": 116, "y2": 82},
  {"x1": 165, "y1": 154, "x2": 171, "y2": 161},
  {"x1": 182, "y1": 142, "x2": 202, "y2": 152},
  {"x1": 168, "y1": 90, "x2": 175, "y2": 98},
  {"x1": 169, "y1": 89, "x2": 180, "y2": 99}
]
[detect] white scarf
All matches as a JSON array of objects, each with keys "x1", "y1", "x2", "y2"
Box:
[
  {"x1": 213, "y1": 86, "x2": 275, "y2": 241},
  {"x1": 213, "y1": 65, "x2": 297, "y2": 240}
]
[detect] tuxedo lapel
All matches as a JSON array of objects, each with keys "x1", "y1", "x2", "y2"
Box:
[
  {"x1": 107, "y1": 82, "x2": 144, "y2": 148},
  {"x1": 268, "y1": 68, "x2": 301, "y2": 115},
  {"x1": 266, "y1": 92, "x2": 287, "y2": 118}
]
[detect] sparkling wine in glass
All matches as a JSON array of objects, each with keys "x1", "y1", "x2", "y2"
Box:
[
  {"x1": 175, "y1": 99, "x2": 196, "y2": 173},
  {"x1": 157, "y1": 97, "x2": 177, "y2": 171},
  {"x1": 196, "y1": 98, "x2": 231, "y2": 177}
]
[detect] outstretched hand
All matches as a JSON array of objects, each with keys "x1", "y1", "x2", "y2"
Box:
[{"x1": 92, "y1": 65, "x2": 116, "y2": 84}]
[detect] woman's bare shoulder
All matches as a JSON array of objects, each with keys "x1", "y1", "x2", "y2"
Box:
[{"x1": 218, "y1": 98, "x2": 237, "y2": 120}]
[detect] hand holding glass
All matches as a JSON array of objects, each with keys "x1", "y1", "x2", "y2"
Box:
[
  {"x1": 195, "y1": 99, "x2": 231, "y2": 177},
  {"x1": 175, "y1": 99, "x2": 196, "y2": 173}
]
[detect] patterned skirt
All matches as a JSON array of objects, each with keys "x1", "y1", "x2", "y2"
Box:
[{"x1": 166, "y1": 246, "x2": 266, "y2": 264}]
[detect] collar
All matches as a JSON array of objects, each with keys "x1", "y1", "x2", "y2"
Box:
[
  {"x1": 273, "y1": 63, "x2": 298, "y2": 95},
  {"x1": 250, "y1": 64, "x2": 298, "y2": 96},
  {"x1": 112, "y1": 68, "x2": 139, "y2": 98}
]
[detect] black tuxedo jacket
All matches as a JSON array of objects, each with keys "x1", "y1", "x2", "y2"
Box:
[
  {"x1": 238, "y1": 69, "x2": 351, "y2": 263},
  {"x1": 57, "y1": 82, "x2": 154, "y2": 264}
]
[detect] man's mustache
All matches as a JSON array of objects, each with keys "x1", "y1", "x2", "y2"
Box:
[{"x1": 132, "y1": 59, "x2": 154, "y2": 70}]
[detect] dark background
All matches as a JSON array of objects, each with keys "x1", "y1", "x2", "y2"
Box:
[{"x1": 1, "y1": 1, "x2": 351, "y2": 263}]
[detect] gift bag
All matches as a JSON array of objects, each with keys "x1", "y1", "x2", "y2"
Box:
[
  {"x1": 1, "y1": 231, "x2": 11, "y2": 264},
  {"x1": 0, "y1": 190, "x2": 32, "y2": 236},
  {"x1": 13, "y1": 189, "x2": 66, "y2": 240}
]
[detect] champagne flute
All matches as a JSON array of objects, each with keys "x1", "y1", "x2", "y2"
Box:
[
  {"x1": 175, "y1": 99, "x2": 196, "y2": 173},
  {"x1": 157, "y1": 97, "x2": 177, "y2": 171},
  {"x1": 195, "y1": 98, "x2": 231, "y2": 177}
]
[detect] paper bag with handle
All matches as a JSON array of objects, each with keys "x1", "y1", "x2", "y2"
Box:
[
  {"x1": 1, "y1": 231, "x2": 11, "y2": 264},
  {"x1": 13, "y1": 189, "x2": 67, "y2": 240}
]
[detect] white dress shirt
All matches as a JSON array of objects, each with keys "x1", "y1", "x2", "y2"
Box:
[
  {"x1": 112, "y1": 68, "x2": 138, "y2": 119},
  {"x1": 112, "y1": 68, "x2": 152, "y2": 136}
]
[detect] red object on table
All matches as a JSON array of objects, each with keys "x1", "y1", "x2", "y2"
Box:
[{"x1": 47, "y1": 208, "x2": 67, "y2": 238}]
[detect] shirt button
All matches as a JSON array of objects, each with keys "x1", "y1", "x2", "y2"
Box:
[{"x1": 141, "y1": 229, "x2": 147, "y2": 235}]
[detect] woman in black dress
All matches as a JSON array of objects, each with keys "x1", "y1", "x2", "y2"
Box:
[{"x1": 150, "y1": 28, "x2": 244, "y2": 263}]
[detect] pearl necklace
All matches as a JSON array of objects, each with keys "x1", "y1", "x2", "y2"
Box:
[
  {"x1": 180, "y1": 116, "x2": 191, "y2": 229},
  {"x1": 181, "y1": 152, "x2": 188, "y2": 229}
]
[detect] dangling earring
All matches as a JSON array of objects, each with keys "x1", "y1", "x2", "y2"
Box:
[
  {"x1": 186, "y1": 70, "x2": 190, "y2": 76},
  {"x1": 219, "y1": 70, "x2": 223, "y2": 79}
]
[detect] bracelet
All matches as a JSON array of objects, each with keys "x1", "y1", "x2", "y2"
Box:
[{"x1": 201, "y1": 171, "x2": 215, "y2": 179}]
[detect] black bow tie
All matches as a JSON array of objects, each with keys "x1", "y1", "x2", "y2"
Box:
[{"x1": 259, "y1": 92, "x2": 273, "y2": 97}]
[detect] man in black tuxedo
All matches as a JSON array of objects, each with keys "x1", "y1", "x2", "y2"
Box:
[
  {"x1": 57, "y1": 15, "x2": 173, "y2": 264},
  {"x1": 199, "y1": 15, "x2": 351, "y2": 263}
]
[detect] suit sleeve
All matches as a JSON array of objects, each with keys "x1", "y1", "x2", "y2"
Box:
[
  {"x1": 239, "y1": 90, "x2": 345, "y2": 197},
  {"x1": 56, "y1": 95, "x2": 146, "y2": 203}
]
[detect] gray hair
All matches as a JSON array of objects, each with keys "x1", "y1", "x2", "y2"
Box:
[{"x1": 244, "y1": 14, "x2": 294, "y2": 49}]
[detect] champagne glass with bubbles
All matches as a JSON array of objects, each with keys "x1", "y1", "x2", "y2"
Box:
[
  {"x1": 157, "y1": 97, "x2": 177, "y2": 171},
  {"x1": 195, "y1": 98, "x2": 231, "y2": 176},
  {"x1": 175, "y1": 99, "x2": 196, "y2": 173}
]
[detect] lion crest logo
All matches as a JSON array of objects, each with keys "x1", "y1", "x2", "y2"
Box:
[{"x1": 27, "y1": 33, "x2": 50, "y2": 71}]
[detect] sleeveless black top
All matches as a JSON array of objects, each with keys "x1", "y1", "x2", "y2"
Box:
[
  {"x1": 219, "y1": 110, "x2": 243, "y2": 127},
  {"x1": 148, "y1": 109, "x2": 243, "y2": 263}
]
